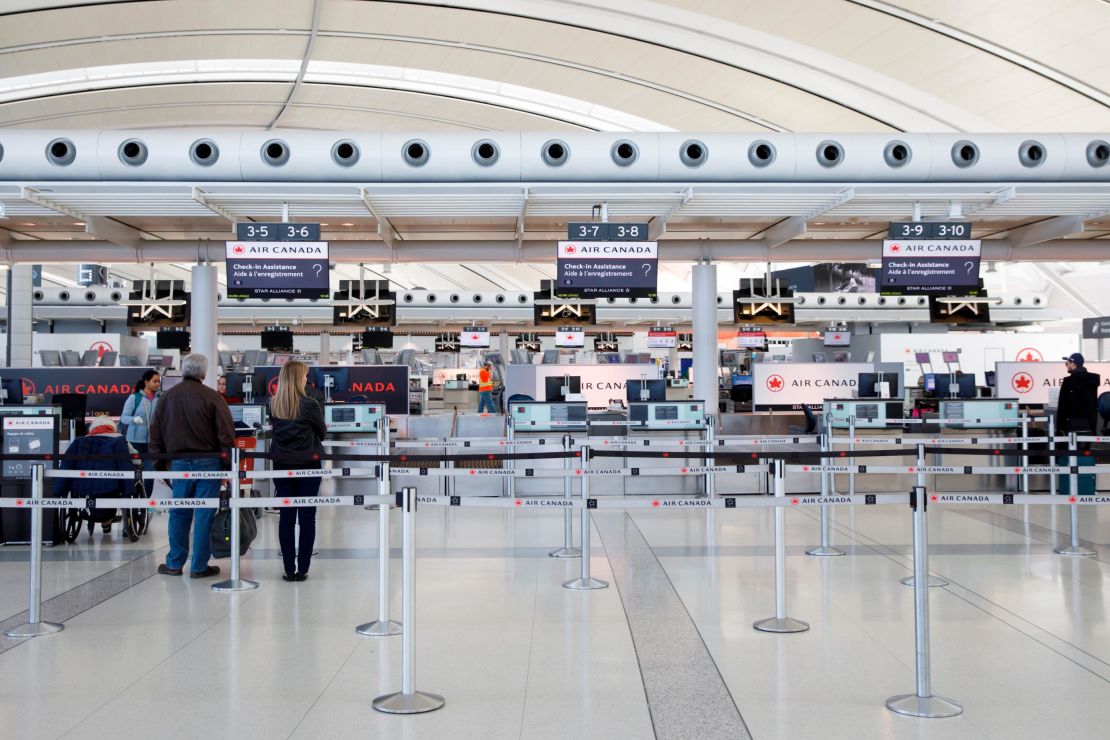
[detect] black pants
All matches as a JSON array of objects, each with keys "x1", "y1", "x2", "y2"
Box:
[{"x1": 274, "y1": 474, "x2": 321, "y2": 575}]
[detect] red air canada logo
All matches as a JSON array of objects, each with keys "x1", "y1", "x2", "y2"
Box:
[
  {"x1": 1016, "y1": 348, "x2": 1043, "y2": 362},
  {"x1": 563, "y1": 244, "x2": 576, "y2": 255},
  {"x1": 233, "y1": 245, "x2": 245, "y2": 254},
  {"x1": 89, "y1": 340, "x2": 114, "y2": 360},
  {"x1": 889, "y1": 243, "x2": 901, "y2": 253},
  {"x1": 20, "y1": 378, "x2": 35, "y2": 396},
  {"x1": 1012, "y1": 372, "x2": 1034, "y2": 394},
  {"x1": 268, "y1": 377, "x2": 280, "y2": 396},
  {"x1": 766, "y1": 374, "x2": 785, "y2": 392}
]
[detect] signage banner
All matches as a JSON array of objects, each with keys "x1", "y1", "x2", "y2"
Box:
[
  {"x1": 225, "y1": 241, "x2": 330, "y2": 299},
  {"x1": 556, "y1": 327, "x2": 585, "y2": 348},
  {"x1": 736, "y1": 330, "x2": 767, "y2": 349},
  {"x1": 647, "y1": 328, "x2": 677, "y2": 349},
  {"x1": 996, "y1": 361, "x2": 1110, "y2": 404},
  {"x1": 880, "y1": 239, "x2": 981, "y2": 295},
  {"x1": 2, "y1": 414, "x2": 57, "y2": 479},
  {"x1": 254, "y1": 365, "x2": 410, "y2": 415},
  {"x1": 12, "y1": 367, "x2": 155, "y2": 415},
  {"x1": 556, "y1": 240, "x2": 657, "y2": 298},
  {"x1": 881, "y1": 333, "x2": 1081, "y2": 388},
  {"x1": 504, "y1": 363, "x2": 661, "y2": 408},
  {"x1": 753, "y1": 363, "x2": 900, "y2": 410},
  {"x1": 1082, "y1": 316, "x2": 1110, "y2": 339}
]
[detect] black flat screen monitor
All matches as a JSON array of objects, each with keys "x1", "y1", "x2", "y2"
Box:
[
  {"x1": 360, "y1": 329, "x2": 393, "y2": 349},
  {"x1": 544, "y1": 376, "x2": 581, "y2": 402},
  {"x1": 929, "y1": 373, "x2": 977, "y2": 398},
  {"x1": 626, "y1": 379, "x2": 665, "y2": 402},
  {"x1": 1, "y1": 378, "x2": 24, "y2": 405},
  {"x1": 311, "y1": 367, "x2": 349, "y2": 394},
  {"x1": 261, "y1": 329, "x2": 294, "y2": 351},
  {"x1": 857, "y1": 372, "x2": 900, "y2": 398},
  {"x1": 224, "y1": 372, "x2": 265, "y2": 400},
  {"x1": 156, "y1": 329, "x2": 190, "y2": 350}
]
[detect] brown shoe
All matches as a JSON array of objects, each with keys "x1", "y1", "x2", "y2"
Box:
[
  {"x1": 189, "y1": 565, "x2": 221, "y2": 579},
  {"x1": 158, "y1": 564, "x2": 183, "y2": 576}
]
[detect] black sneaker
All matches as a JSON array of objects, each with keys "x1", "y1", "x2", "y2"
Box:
[
  {"x1": 294, "y1": 573, "x2": 308, "y2": 582},
  {"x1": 158, "y1": 564, "x2": 183, "y2": 576},
  {"x1": 189, "y1": 565, "x2": 221, "y2": 579}
]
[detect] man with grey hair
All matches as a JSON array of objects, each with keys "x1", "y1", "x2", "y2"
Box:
[{"x1": 150, "y1": 352, "x2": 236, "y2": 578}]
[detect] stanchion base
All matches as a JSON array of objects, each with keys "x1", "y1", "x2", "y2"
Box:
[
  {"x1": 356, "y1": 619, "x2": 402, "y2": 637},
  {"x1": 562, "y1": 577, "x2": 608, "y2": 590},
  {"x1": 885, "y1": 693, "x2": 963, "y2": 718},
  {"x1": 372, "y1": 690, "x2": 446, "y2": 714},
  {"x1": 752, "y1": 616, "x2": 809, "y2": 633},
  {"x1": 805, "y1": 546, "x2": 845, "y2": 557},
  {"x1": 548, "y1": 547, "x2": 582, "y2": 559},
  {"x1": 899, "y1": 576, "x2": 949, "y2": 588},
  {"x1": 1053, "y1": 545, "x2": 1095, "y2": 557},
  {"x1": 211, "y1": 578, "x2": 259, "y2": 592},
  {"x1": 4, "y1": 621, "x2": 64, "y2": 638}
]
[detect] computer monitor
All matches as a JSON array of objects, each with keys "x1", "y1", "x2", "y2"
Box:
[
  {"x1": 39, "y1": 350, "x2": 62, "y2": 367},
  {"x1": 160, "y1": 375, "x2": 183, "y2": 392},
  {"x1": 626, "y1": 379, "x2": 665, "y2": 402},
  {"x1": 228, "y1": 404, "x2": 265, "y2": 430},
  {"x1": 61, "y1": 350, "x2": 81, "y2": 366},
  {"x1": 956, "y1": 374, "x2": 977, "y2": 398},
  {"x1": 261, "y1": 329, "x2": 294, "y2": 352},
  {"x1": 119, "y1": 354, "x2": 140, "y2": 367},
  {"x1": 929, "y1": 373, "x2": 976, "y2": 398},
  {"x1": 0, "y1": 378, "x2": 24, "y2": 405},
  {"x1": 224, "y1": 372, "x2": 263, "y2": 401},
  {"x1": 984, "y1": 371, "x2": 997, "y2": 388},
  {"x1": 51, "y1": 393, "x2": 87, "y2": 436},
  {"x1": 857, "y1": 372, "x2": 900, "y2": 398},
  {"x1": 544, "y1": 375, "x2": 581, "y2": 402},
  {"x1": 541, "y1": 350, "x2": 559, "y2": 365},
  {"x1": 156, "y1": 329, "x2": 190, "y2": 351},
  {"x1": 311, "y1": 367, "x2": 349, "y2": 394},
  {"x1": 79, "y1": 350, "x2": 99, "y2": 367},
  {"x1": 361, "y1": 349, "x2": 384, "y2": 366},
  {"x1": 219, "y1": 351, "x2": 234, "y2": 370},
  {"x1": 99, "y1": 351, "x2": 118, "y2": 367}
]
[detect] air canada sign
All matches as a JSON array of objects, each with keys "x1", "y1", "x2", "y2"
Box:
[
  {"x1": 996, "y1": 361, "x2": 1110, "y2": 404},
  {"x1": 13, "y1": 367, "x2": 155, "y2": 415},
  {"x1": 753, "y1": 363, "x2": 900, "y2": 410}
]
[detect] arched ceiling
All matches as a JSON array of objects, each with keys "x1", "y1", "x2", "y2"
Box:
[{"x1": 1, "y1": 0, "x2": 1108, "y2": 133}]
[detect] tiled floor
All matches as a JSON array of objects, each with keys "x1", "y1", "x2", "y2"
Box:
[{"x1": 0, "y1": 487, "x2": 1107, "y2": 740}]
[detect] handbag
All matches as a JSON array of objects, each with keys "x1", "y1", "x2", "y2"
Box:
[{"x1": 209, "y1": 507, "x2": 258, "y2": 558}]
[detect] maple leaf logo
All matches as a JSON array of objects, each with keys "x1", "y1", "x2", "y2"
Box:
[
  {"x1": 471, "y1": 334, "x2": 479, "y2": 340},
  {"x1": 834, "y1": 334, "x2": 841, "y2": 340},
  {"x1": 889, "y1": 243, "x2": 901, "y2": 253},
  {"x1": 564, "y1": 244, "x2": 576, "y2": 254},
  {"x1": 282, "y1": 498, "x2": 291, "y2": 505},
  {"x1": 233, "y1": 245, "x2": 245, "y2": 254},
  {"x1": 15, "y1": 499, "x2": 23, "y2": 506},
  {"x1": 930, "y1": 494, "x2": 939, "y2": 502},
  {"x1": 790, "y1": 498, "x2": 800, "y2": 505},
  {"x1": 1017, "y1": 348, "x2": 1043, "y2": 362},
  {"x1": 1069, "y1": 496, "x2": 1077, "y2": 504},
  {"x1": 1012, "y1": 373, "x2": 1034, "y2": 393},
  {"x1": 148, "y1": 500, "x2": 157, "y2": 507},
  {"x1": 514, "y1": 499, "x2": 523, "y2": 507},
  {"x1": 766, "y1": 374, "x2": 785, "y2": 392},
  {"x1": 651, "y1": 500, "x2": 660, "y2": 507}
]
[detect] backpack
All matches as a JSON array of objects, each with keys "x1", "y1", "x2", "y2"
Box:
[{"x1": 209, "y1": 507, "x2": 258, "y2": 558}]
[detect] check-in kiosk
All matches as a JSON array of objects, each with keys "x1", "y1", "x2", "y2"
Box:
[
  {"x1": 229, "y1": 404, "x2": 267, "y2": 499},
  {"x1": 326, "y1": 404, "x2": 386, "y2": 498},
  {"x1": 0, "y1": 407, "x2": 61, "y2": 544},
  {"x1": 933, "y1": 397, "x2": 1024, "y2": 493},
  {"x1": 509, "y1": 401, "x2": 588, "y2": 496},
  {"x1": 824, "y1": 398, "x2": 909, "y2": 494},
  {"x1": 623, "y1": 400, "x2": 708, "y2": 495},
  {"x1": 936, "y1": 398, "x2": 1020, "y2": 430}
]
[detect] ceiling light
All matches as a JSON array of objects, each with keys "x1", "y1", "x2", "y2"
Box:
[
  {"x1": 21, "y1": 222, "x2": 35, "y2": 226},
  {"x1": 73, "y1": 221, "x2": 85, "y2": 226},
  {"x1": 341, "y1": 222, "x2": 355, "y2": 227}
]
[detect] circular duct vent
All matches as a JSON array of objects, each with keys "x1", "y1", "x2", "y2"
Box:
[
  {"x1": 472, "y1": 139, "x2": 500, "y2": 167},
  {"x1": 796, "y1": 296, "x2": 807, "y2": 306},
  {"x1": 951, "y1": 140, "x2": 979, "y2": 168},
  {"x1": 471, "y1": 293, "x2": 483, "y2": 303},
  {"x1": 84, "y1": 291, "x2": 97, "y2": 302},
  {"x1": 680, "y1": 139, "x2": 708, "y2": 168},
  {"x1": 670, "y1": 295, "x2": 682, "y2": 304},
  {"x1": 46, "y1": 138, "x2": 76, "y2": 166},
  {"x1": 748, "y1": 140, "x2": 776, "y2": 167},
  {"x1": 884, "y1": 140, "x2": 912, "y2": 168},
  {"x1": 426, "y1": 293, "x2": 437, "y2": 303},
  {"x1": 517, "y1": 293, "x2": 529, "y2": 304},
  {"x1": 109, "y1": 291, "x2": 122, "y2": 302},
  {"x1": 402, "y1": 293, "x2": 414, "y2": 303},
  {"x1": 190, "y1": 139, "x2": 219, "y2": 166},
  {"x1": 816, "y1": 296, "x2": 827, "y2": 305},
  {"x1": 331, "y1": 139, "x2": 360, "y2": 167},
  {"x1": 118, "y1": 138, "x2": 148, "y2": 167},
  {"x1": 261, "y1": 139, "x2": 290, "y2": 166},
  {"x1": 857, "y1": 296, "x2": 867, "y2": 305},
  {"x1": 541, "y1": 139, "x2": 569, "y2": 167},
  {"x1": 0, "y1": 142, "x2": 4, "y2": 163},
  {"x1": 816, "y1": 140, "x2": 844, "y2": 168},
  {"x1": 877, "y1": 297, "x2": 887, "y2": 306},
  {"x1": 1018, "y1": 140, "x2": 1045, "y2": 168},
  {"x1": 402, "y1": 139, "x2": 430, "y2": 167},
  {"x1": 58, "y1": 290, "x2": 71, "y2": 302},
  {"x1": 495, "y1": 294, "x2": 506, "y2": 304},
  {"x1": 32, "y1": 289, "x2": 44, "y2": 302},
  {"x1": 611, "y1": 139, "x2": 639, "y2": 167},
  {"x1": 1086, "y1": 139, "x2": 1110, "y2": 168},
  {"x1": 837, "y1": 296, "x2": 847, "y2": 305},
  {"x1": 449, "y1": 293, "x2": 460, "y2": 304}
]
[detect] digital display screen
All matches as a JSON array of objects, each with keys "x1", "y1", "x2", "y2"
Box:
[{"x1": 460, "y1": 328, "x2": 490, "y2": 348}]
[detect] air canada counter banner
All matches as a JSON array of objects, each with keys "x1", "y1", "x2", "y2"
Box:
[{"x1": 14, "y1": 367, "x2": 155, "y2": 415}]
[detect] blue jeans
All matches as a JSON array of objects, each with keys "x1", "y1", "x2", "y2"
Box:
[
  {"x1": 166, "y1": 457, "x2": 223, "y2": 572},
  {"x1": 477, "y1": 390, "x2": 497, "y2": 414}
]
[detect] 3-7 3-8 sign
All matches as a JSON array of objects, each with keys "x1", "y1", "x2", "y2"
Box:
[{"x1": 568, "y1": 223, "x2": 648, "y2": 241}]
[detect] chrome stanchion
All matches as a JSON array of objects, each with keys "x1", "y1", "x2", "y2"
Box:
[
  {"x1": 754, "y1": 458, "x2": 809, "y2": 633},
  {"x1": 704, "y1": 414, "x2": 716, "y2": 498},
  {"x1": 213, "y1": 448, "x2": 259, "y2": 592},
  {"x1": 1048, "y1": 416, "x2": 1057, "y2": 496},
  {"x1": 901, "y1": 444, "x2": 948, "y2": 588},
  {"x1": 848, "y1": 415, "x2": 856, "y2": 497},
  {"x1": 549, "y1": 434, "x2": 580, "y2": 559},
  {"x1": 807, "y1": 432, "x2": 844, "y2": 557},
  {"x1": 358, "y1": 457, "x2": 402, "y2": 636},
  {"x1": 505, "y1": 416, "x2": 515, "y2": 498},
  {"x1": 563, "y1": 446, "x2": 607, "y2": 590},
  {"x1": 372, "y1": 487, "x2": 445, "y2": 714},
  {"x1": 886, "y1": 485, "x2": 963, "y2": 718},
  {"x1": 5, "y1": 464, "x2": 64, "y2": 638},
  {"x1": 1021, "y1": 414, "x2": 1030, "y2": 494},
  {"x1": 1055, "y1": 432, "x2": 1094, "y2": 557}
]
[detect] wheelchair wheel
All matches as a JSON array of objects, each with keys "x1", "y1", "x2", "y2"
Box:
[
  {"x1": 61, "y1": 508, "x2": 82, "y2": 544},
  {"x1": 133, "y1": 507, "x2": 150, "y2": 537}
]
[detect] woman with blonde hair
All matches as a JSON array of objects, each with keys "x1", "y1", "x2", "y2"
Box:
[{"x1": 268, "y1": 360, "x2": 326, "y2": 581}]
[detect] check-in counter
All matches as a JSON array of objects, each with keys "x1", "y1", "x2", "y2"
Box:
[
  {"x1": 326, "y1": 403, "x2": 387, "y2": 498},
  {"x1": 508, "y1": 401, "x2": 587, "y2": 497},
  {"x1": 932, "y1": 398, "x2": 1023, "y2": 493},
  {"x1": 621, "y1": 401, "x2": 706, "y2": 496}
]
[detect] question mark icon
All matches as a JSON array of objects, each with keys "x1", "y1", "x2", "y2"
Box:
[
  {"x1": 642, "y1": 263, "x2": 652, "y2": 276},
  {"x1": 964, "y1": 261, "x2": 975, "y2": 275},
  {"x1": 313, "y1": 263, "x2": 323, "y2": 277}
]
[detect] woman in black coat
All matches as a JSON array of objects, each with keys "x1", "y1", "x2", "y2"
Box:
[{"x1": 269, "y1": 360, "x2": 326, "y2": 581}]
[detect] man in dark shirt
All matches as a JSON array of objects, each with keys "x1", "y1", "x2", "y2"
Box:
[
  {"x1": 150, "y1": 353, "x2": 236, "y2": 578},
  {"x1": 1056, "y1": 353, "x2": 1101, "y2": 434}
]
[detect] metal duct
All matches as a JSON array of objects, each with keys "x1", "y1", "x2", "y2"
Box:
[
  {"x1": 32, "y1": 285, "x2": 126, "y2": 304},
  {"x1": 2, "y1": 131, "x2": 1108, "y2": 182}
]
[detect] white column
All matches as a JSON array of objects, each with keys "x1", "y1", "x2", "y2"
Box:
[
  {"x1": 692, "y1": 262, "x2": 718, "y2": 408},
  {"x1": 190, "y1": 264, "x2": 219, "y2": 389},
  {"x1": 6, "y1": 265, "x2": 34, "y2": 367},
  {"x1": 320, "y1": 331, "x2": 331, "y2": 365}
]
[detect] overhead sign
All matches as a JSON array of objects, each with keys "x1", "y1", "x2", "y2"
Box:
[
  {"x1": 1082, "y1": 316, "x2": 1110, "y2": 339},
  {"x1": 996, "y1": 361, "x2": 1110, "y2": 404},
  {"x1": 555, "y1": 326, "x2": 584, "y2": 348},
  {"x1": 556, "y1": 240, "x2": 658, "y2": 298},
  {"x1": 225, "y1": 241, "x2": 330, "y2": 299},
  {"x1": 647, "y1": 327, "x2": 677, "y2": 349},
  {"x1": 235, "y1": 222, "x2": 321, "y2": 241},
  {"x1": 567, "y1": 223, "x2": 649, "y2": 241},
  {"x1": 736, "y1": 330, "x2": 767, "y2": 350},
  {"x1": 880, "y1": 239, "x2": 981, "y2": 295},
  {"x1": 753, "y1": 363, "x2": 901, "y2": 410},
  {"x1": 888, "y1": 221, "x2": 972, "y2": 240}
]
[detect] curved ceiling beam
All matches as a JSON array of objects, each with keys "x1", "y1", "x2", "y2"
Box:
[
  {"x1": 391, "y1": 0, "x2": 999, "y2": 132},
  {"x1": 0, "y1": 59, "x2": 671, "y2": 132}
]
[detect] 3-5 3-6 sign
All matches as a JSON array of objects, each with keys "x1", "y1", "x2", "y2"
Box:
[{"x1": 235, "y1": 223, "x2": 321, "y2": 241}]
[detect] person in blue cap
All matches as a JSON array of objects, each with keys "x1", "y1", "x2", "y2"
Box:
[{"x1": 1056, "y1": 353, "x2": 1100, "y2": 434}]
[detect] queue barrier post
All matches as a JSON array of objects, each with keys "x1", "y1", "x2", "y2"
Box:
[
  {"x1": 5, "y1": 464, "x2": 64, "y2": 638},
  {"x1": 505, "y1": 416, "x2": 515, "y2": 498},
  {"x1": 753, "y1": 458, "x2": 809, "y2": 633},
  {"x1": 886, "y1": 485, "x2": 963, "y2": 718},
  {"x1": 212, "y1": 448, "x2": 259, "y2": 593},
  {"x1": 848, "y1": 415, "x2": 857, "y2": 496},
  {"x1": 563, "y1": 445, "x2": 607, "y2": 590},
  {"x1": 807, "y1": 431, "x2": 844, "y2": 557},
  {"x1": 1048, "y1": 416, "x2": 1057, "y2": 496},
  {"x1": 357, "y1": 457, "x2": 401, "y2": 639},
  {"x1": 1021, "y1": 414, "x2": 1030, "y2": 495},
  {"x1": 549, "y1": 434, "x2": 581, "y2": 559},
  {"x1": 704, "y1": 414, "x2": 716, "y2": 498},
  {"x1": 901, "y1": 444, "x2": 949, "y2": 588},
  {"x1": 1055, "y1": 431, "x2": 1094, "y2": 557},
  {"x1": 372, "y1": 487, "x2": 445, "y2": 714}
]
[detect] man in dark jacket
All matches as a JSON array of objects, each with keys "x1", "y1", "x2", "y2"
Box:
[
  {"x1": 1056, "y1": 353, "x2": 1101, "y2": 434},
  {"x1": 150, "y1": 353, "x2": 236, "y2": 578}
]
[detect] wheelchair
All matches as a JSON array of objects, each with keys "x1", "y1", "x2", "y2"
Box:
[{"x1": 59, "y1": 480, "x2": 150, "y2": 543}]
